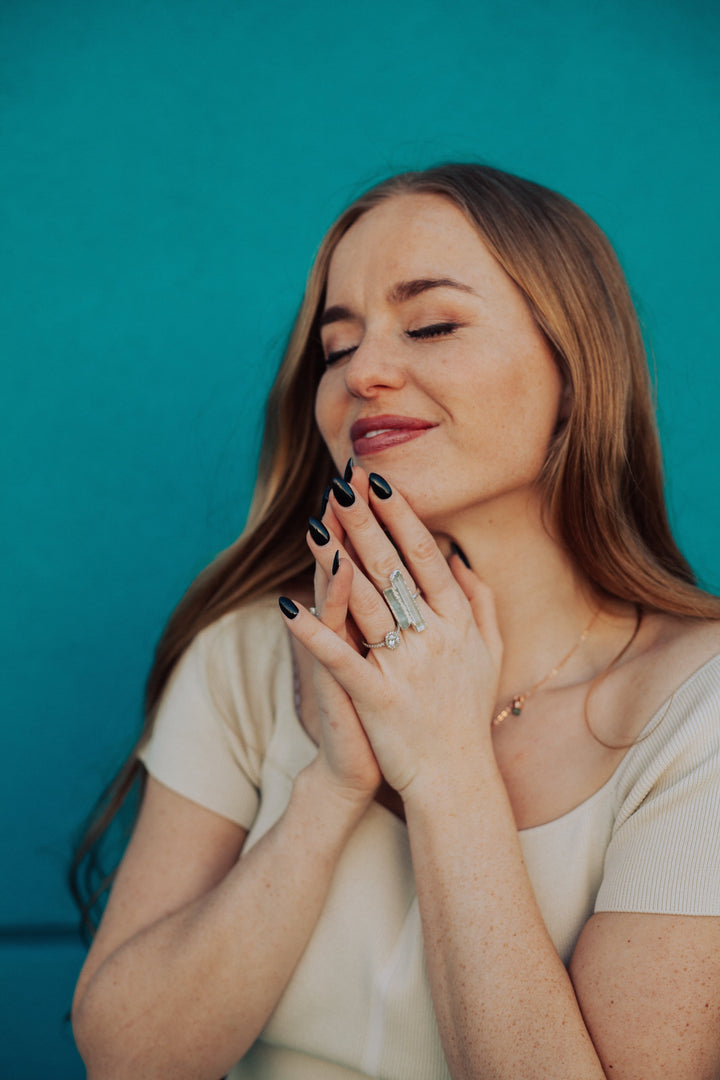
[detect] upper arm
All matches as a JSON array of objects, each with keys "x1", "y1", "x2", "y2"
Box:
[
  {"x1": 73, "y1": 774, "x2": 247, "y2": 1015},
  {"x1": 570, "y1": 911, "x2": 720, "y2": 1079}
]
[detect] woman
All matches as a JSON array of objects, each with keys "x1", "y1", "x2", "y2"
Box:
[{"x1": 71, "y1": 164, "x2": 720, "y2": 1079}]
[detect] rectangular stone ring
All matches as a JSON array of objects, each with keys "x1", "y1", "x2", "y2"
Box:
[{"x1": 382, "y1": 569, "x2": 426, "y2": 632}]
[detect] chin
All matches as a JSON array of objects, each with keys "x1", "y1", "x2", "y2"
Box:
[{"x1": 395, "y1": 485, "x2": 457, "y2": 532}]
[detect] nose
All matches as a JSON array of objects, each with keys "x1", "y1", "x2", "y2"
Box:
[{"x1": 343, "y1": 335, "x2": 407, "y2": 399}]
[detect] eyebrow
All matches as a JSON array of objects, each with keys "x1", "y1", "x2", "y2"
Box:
[{"x1": 319, "y1": 277, "x2": 477, "y2": 329}]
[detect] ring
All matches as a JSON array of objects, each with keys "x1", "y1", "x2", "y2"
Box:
[
  {"x1": 364, "y1": 627, "x2": 402, "y2": 650},
  {"x1": 382, "y1": 569, "x2": 426, "y2": 632},
  {"x1": 309, "y1": 606, "x2": 318, "y2": 617}
]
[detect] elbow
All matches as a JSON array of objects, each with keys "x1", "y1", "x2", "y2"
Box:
[
  {"x1": 71, "y1": 987, "x2": 124, "y2": 1080},
  {"x1": 71, "y1": 995, "x2": 101, "y2": 1079}
]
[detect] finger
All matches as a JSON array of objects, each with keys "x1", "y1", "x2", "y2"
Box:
[
  {"x1": 328, "y1": 471, "x2": 420, "y2": 600},
  {"x1": 278, "y1": 593, "x2": 371, "y2": 692},
  {"x1": 313, "y1": 557, "x2": 329, "y2": 614},
  {"x1": 344, "y1": 460, "x2": 370, "y2": 504},
  {"x1": 365, "y1": 473, "x2": 461, "y2": 616},
  {"x1": 450, "y1": 557, "x2": 503, "y2": 666},
  {"x1": 320, "y1": 462, "x2": 369, "y2": 569},
  {"x1": 317, "y1": 554, "x2": 353, "y2": 632},
  {"x1": 307, "y1": 525, "x2": 398, "y2": 647}
]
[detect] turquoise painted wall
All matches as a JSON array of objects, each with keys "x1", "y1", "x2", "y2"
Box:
[{"x1": 2, "y1": 0, "x2": 718, "y2": 1073}]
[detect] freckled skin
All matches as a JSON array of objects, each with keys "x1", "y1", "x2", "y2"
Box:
[{"x1": 315, "y1": 193, "x2": 564, "y2": 535}]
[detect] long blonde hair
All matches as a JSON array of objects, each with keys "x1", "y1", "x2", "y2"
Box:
[{"x1": 71, "y1": 163, "x2": 720, "y2": 934}]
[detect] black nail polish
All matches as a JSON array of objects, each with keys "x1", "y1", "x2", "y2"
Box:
[
  {"x1": 278, "y1": 596, "x2": 299, "y2": 619},
  {"x1": 320, "y1": 485, "x2": 330, "y2": 518},
  {"x1": 450, "y1": 541, "x2": 471, "y2": 568},
  {"x1": 332, "y1": 549, "x2": 340, "y2": 575},
  {"x1": 308, "y1": 517, "x2": 331, "y2": 545},
  {"x1": 368, "y1": 473, "x2": 392, "y2": 499},
  {"x1": 331, "y1": 477, "x2": 355, "y2": 507},
  {"x1": 343, "y1": 457, "x2": 353, "y2": 482}
]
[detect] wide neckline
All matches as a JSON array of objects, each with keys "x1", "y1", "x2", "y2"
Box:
[
  {"x1": 280, "y1": 616, "x2": 720, "y2": 835},
  {"x1": 519, "y1": 648, "x2": 720, "y2": 835}
]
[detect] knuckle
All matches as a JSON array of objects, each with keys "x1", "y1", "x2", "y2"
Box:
[
  {"x1": 374, "y1": 550, "x2": 404, "y2": 580},
  {"x1": 413, "y1": 534, "x2": 439, "y2": 565},
  {"x1": 345, "y1": 503, "x2": 373, "y2": 531},
  {"x1": 353, "y1": 587, "x2": 386, "y2": 621}
]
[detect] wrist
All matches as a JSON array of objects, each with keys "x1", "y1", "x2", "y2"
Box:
[
  {"x1": 289, "y1": 760, "x2": 374, "y2": 851},
  {"x1": 400, "y1": 743, "x2": 502, "y2": 819}
]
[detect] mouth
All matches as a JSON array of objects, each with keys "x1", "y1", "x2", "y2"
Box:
[{"x1": 350, "y1": 415, "x2": 437, "y2": 457}]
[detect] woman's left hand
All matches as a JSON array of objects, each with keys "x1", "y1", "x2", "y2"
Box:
[{"x1": 286, "y1": 468, "x2": 503, "y2": 798}]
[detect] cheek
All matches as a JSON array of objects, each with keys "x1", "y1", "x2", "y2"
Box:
[
  {"x1": 458, "y1": 350, "x2": 563, "y2": 457},
  {"x1": 314, "y1": 376, "x2": 344, "y2": 448}
]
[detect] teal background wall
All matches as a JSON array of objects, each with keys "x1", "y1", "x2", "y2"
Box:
[{"x1": 2, "y1": 0, "x2": 718, "y2": 1073}]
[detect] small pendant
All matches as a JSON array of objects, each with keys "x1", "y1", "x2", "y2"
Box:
[{"x1": 511, "y1": 698, "x2": 523, "y2": 716}]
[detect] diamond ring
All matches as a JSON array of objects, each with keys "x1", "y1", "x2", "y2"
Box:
[{"x1": 363, "y1": 627, "x2": 402, "y2": 650}]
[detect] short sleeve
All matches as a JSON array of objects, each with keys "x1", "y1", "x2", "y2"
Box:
[
  {"x1": 595, "y1": 656, "x2": 720, "y2": 916},
  {"x1": 138, "y1": 599, "x2": 284, "y2": 828}
]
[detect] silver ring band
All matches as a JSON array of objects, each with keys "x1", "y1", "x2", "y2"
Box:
[{"x1": 364, "y1": 628, "x2": 402, "y2": 650}]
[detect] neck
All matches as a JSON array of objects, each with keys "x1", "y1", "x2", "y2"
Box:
[{"x1": 435, "y1": 489, "x2": 601, "y2": 699}]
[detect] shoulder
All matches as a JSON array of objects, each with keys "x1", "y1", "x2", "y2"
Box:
[
  {"x1": 639, "y1": 613, "x2": 720, "y2": 715},
  {"x1": 201, "y1": 593, "x2": 287, "y2": 659},
  {"x1": 590, "y1": 616, "x2": 720, "y2": 913},
  {"x1": 612, "y1": 616, "x2": 720, "y2": 802},
  {"x1": 596, "y1": 612, "x2": 720, "y2": 748},
  {"x1": 191, "y1": 593, "x2": 294, "y2": 718},
  {"x1": 148, "y1": 593, "x2": 293, "y2": 748}
]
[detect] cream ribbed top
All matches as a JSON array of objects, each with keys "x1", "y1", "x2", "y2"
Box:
[{"x1": 139, "y1": 596, "x2": 720, "y2": 1080}]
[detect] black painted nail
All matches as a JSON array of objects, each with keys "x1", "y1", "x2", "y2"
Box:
[
  {"x1": 368, "y1": 473, "x2": 392, "y2": 499},
  {"x1": 331, "y1": 477, "x2": 355, "y2": 507},
  {"x1": 343, "y1": 457, "x2": 354, "y2": 482},
  {"x1": 308, "y1": 517, "x2": 331, "y2": 546},
  {"x1": 450, "y1": 541, "x2": 471, "y2": 568},
  {"x1": 332, "y1": 549, "x2": 340, "y2": 575},
  {"x1": 320, "y1": 485, "x2": 330, "y2": 517},
  {"x1": 278, "y1": 596, "x2": 299, "y2": 619}
]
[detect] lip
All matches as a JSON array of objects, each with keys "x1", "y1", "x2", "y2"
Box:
[{"x1": 350, "y1": 414, "x2": 437, "y2": 457}]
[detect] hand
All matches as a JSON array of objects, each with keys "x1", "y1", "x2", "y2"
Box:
[
  {"x1": 299, "y1": 467, "x2": 382, "y2": 806},
  {"x1": 306, "y1": 558, "x2": 383, "y2": 804},
  {"x1": 286, "y1": 467, "x2": 503, "y2": 798}
]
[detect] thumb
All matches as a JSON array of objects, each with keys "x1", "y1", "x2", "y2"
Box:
[{"x1": 450, "y1": 554, "x2": 503, "y2": 667}]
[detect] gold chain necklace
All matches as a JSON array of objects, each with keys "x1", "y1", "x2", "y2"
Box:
[{"x1": 492, "y1": 608, "x2": 600, "y2": 727}]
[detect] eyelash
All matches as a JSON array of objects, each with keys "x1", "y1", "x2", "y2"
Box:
[{"x1": 323, "y1": 322, "x2": 461, "y2": 367}]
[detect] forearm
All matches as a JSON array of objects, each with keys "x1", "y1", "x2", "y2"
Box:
[
  {"x1": 404, "y1": 751, "x2": 606, "y2": 1080},
  {"x1": 74, "y1": 764, "x2": 367, "y2": 1080}
]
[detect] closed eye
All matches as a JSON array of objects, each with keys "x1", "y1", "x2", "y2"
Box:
[
  {"x1": 323, "y1": 344, "x2": 357, "y2": 367},
  {"x1": 322, "y1": 322, "x2": 462, "y2": 368},
  {"x1": 406, "y1": 322, "x2": 462, "y2": 341}
]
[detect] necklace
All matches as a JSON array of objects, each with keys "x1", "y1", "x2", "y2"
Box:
[{"x1": 492, "y1": 608, "x2": 600, "y2": 727}]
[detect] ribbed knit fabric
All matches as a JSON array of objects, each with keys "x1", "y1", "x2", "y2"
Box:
[{"x1": 140, "y1": 596, "x2": 720, "y2": 1080}]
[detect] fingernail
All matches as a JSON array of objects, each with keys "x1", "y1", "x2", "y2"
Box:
[
  {"x1": 308, "y1": 517, "x2": 331, "y2": 545},
  {"x1": 332, "y1": 549, "x2": 340, "y2": 575},
  {"x1": 320, "y1": 485, "x2": 330, "y2": 517},
  {"x1": 368, "y1": 473, "x2": 392, "y2": 499},
  {"x1": 450, "y1": 541, "x2": 471, "y2": 568},
  {"x1": 343, "y1": 457, "x2": 353, "y2": 482},
  {"x1": 278, "y1": 596, "x2": 299, "y2": 619},
  {"x1": 331, "y1": 477, "x2": 355, "y2": 507}
]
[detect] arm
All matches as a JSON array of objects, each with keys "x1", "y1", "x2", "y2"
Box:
[
  {"x1": 287, "y1": 470, "x2": 720, "y2": 1079},
  {"x1": 74, "y1": 565, "x2": 381, "y2": 1080},
  {"x1": 73, "y1": 768, "x2": 371, "y2": 1080},
  {"x1": 404, "y1": 751, "x2": 720, "y2": 1080},
  {"x1": 403, "y1": 759, "x2": 605, "y2": 1079}
]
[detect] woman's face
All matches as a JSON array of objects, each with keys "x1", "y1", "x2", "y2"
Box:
[{"x1": 315, "y1": 193, "x2": 565, "y2": 530}]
